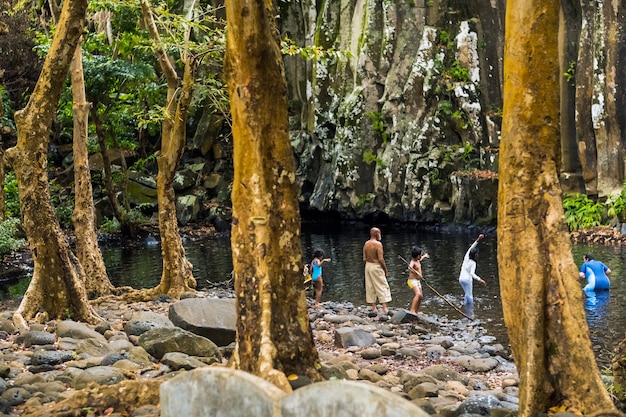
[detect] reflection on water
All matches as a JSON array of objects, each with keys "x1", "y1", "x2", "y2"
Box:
[{"x1": 4, "y1": 225, "x2": 626, "y2": 367}]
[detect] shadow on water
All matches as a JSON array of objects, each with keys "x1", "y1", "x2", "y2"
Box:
[{"x1": 3, "y1": 226, "x2": 625, "y2": 368}]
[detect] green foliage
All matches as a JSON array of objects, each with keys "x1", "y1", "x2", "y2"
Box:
[
  {"x1": 100, "y1": 217, "x2": 121, "y2": 233},
  {"x1": 281, "y1": 36, "x2": 352, "y2": 65},
  {"x1": 606, "y1": 180, "x2": 626, "y2": 221},
  {"x1": 459, "y1": 142, "x2": 479, "y2": 171},
  {"x1": 428, "y1": 168, "x2": 443, "y2": 186},
  {"x1": 357, "y1": 193, "x2": 375, "y2": 207},
  {"x1": 563, "y1": 193, "x2": 604, "y2": 231},
  {"x1": 7, "y1": 277, "x2": 30, "y2": 299},
  {"x1": 3, "y1": 171, "x2": 20, "y2": 218},
  {"x1": 49, "y1": 181, "x2": 74, "y2": 229},
  {"x1": 0, "y1": 86, "x2": 16, "y2": 130},
  {"x1": 564, "y1": 61, "x2": 576, "y2": 87},
  {"x1": 426, "y1": 0, "x2": 434, "y2": 6},
  {"x1": 0, "y1": 217, "x2": 25, "y2": 256},
  {"x1": 131, "y1": 153, "x2": 158, "y2": 174},
  {"x1": 366, "y1": 111, "x2": 388, "y2": 144},
  {"x1": 363, "y1": 150, "x2": 384, "y2": 168},
  {"x1": 125, "y1": 207, "x2": 150, "y2": 226},
  {"x1": 438, "y1": 31, "x2": 454, "y2": 49},
  {"x1": 448, "y1": 60, "x2": 470, "y2": 82},
  {"x1": 437, "y1": 100, "x2": 453, "y2": 117}
]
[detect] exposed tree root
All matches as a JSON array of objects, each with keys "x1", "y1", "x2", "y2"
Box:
[{"x1": 18, "y1": 380, "x2": 163, "y2": 417}]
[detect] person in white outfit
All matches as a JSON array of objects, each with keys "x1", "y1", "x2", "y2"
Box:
[{"x1": 458, "y1": 234, "x2": 486, "y2": 317}]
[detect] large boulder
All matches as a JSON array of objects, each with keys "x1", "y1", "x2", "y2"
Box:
[
  {"x1": 138, "y1": 327, "x2": 221, "y2": 361},
  {"x1": 56, "y1": 321, "x2": 106, "y2": 342},
  {"x1": 124, "y1": 311, "x2": 175, "y2": 337},
  {"x1": 175, "y1": 194, "x2": 201, "y2": 225},
  {"x1": 334, "y1": 327, "x2": 376, "y2": 348},
  {"x1": 168, "y1": 298, "x2": 236, "y2": 346}
]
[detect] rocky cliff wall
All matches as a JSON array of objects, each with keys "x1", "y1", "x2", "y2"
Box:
[
  {"x1": 279, "y1": 0, "x2": 626, "y2": 225},
  {"x1": 281, "y1": 0, "x2": 504, "y2": 225}
]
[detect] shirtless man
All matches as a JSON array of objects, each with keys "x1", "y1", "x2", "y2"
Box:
[{"x1": 363, "y1": 227, "x2": 392, "y2": 314}]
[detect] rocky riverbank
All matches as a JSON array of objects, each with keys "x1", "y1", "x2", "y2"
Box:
[{"x1": 0, "y1": 286, "x2": 522, "y2": 417}]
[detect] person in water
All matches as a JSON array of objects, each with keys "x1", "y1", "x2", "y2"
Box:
[
  {"x1": 579, "y1": 253, "x2": 611, "y2": 292},
  {"x1": 310, "y1": 248, "x2": 331, "y2": 306},
  {"x1": 458, "y1": 234, "x2": 486, "y2": 316},
  {"x1": 407, "y1": 246, "x2": 429, "y2": 314},
  {"x1": 363, "y1": 227, "x2": 392, "y2": 314}
]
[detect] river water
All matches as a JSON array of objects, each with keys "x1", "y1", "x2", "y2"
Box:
[{"x1": 4, "y1": 225, "x2": 625, "y2": 368}]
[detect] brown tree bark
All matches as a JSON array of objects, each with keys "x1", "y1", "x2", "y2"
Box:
[
  {"x1": 140, "y1": 0, "x2": 196, "y2": 299},
  {"x1": 498, "y1": 1, "x2": 617, "y2": 415},
  {"x1": 4, "y1": 0, "x2": 99, "y2": 327},
  {"x1": 70, "y1": 40, "x2": 115, "y2": 298},
  {"x1": 225, "y1": 0, "x2": 321, "y2": 390}
]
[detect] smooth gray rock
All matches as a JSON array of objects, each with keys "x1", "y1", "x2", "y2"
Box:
[
  {"x1": 21, "y1": 331, "x2": 56, "y2": 347},
  {"x1": 389, "y1": 309, "x2": 422, "y2": 324},
  {"x1": 160, "y1": 352, "x2": 209, "y2": 371},
  {"x1": 124, "y1": 311, "x2": 175, "y2": 336},
  {"x1": 360, "y1": 347, "x2": 381, "y2": 360},
  {"x1": 407, "y1": 382, "x2": 439, "y2": 399},
  {"x1": 422, "y1": 365, "x2": 469, "y2": 384},
  {"x1": 454, "y1": 395, "x2": 504, "y2": 416},
  {"x1": 334, "y1": 327, "x2": 376, "y2": 348},
  {"x1": 75, "y1": 338, "x2": 113, "y2": 357},
  {"x1": 168, "y1": 298, "x2": 236, "y2": 346},
  {"x1": 138, "y1": 327, "x2": 221, "y2": 361},
  {"x1": 282, "y1": 380, "x2": 431, "y2": 417},
  {"x1": 320, "y1": 364, "x2": 350, "y2": 381},
  {"x1": 0, "y1": 318, "x2": 16, "y2": 335},
  {"x1": 0, "y1": 387, "x2": 30, "y2": 406},
  {"x1": 31, "y1": 350, "x2": 74, "y2": 366},
  {"x1": 161, "y1": 367, "x2": 285, "y2": 417},
  {"x1": 324, "y1": 314, "x2": 366, "y2": 324},
  {"x1": 56, "y1": 321, "x2": 106, "y2": 342},
  {"x1": 72, "y1": 366, "x2": 127, "y2": 389},
  {"x1": 451, "y1": 355, "x2": 499, "y2": 372}
]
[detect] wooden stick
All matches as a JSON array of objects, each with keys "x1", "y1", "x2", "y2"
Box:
[{"x1": 398, "y1": 255, "x2": 474, "y2": 320}]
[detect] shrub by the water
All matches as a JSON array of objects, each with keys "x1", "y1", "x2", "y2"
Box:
[{"x1": 0, "y1": 217, "x2": 25, "y2": 256}]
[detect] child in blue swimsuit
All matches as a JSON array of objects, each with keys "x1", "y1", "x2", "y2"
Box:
[
  {"x1": 311, "y1": 248, "x2": 331, "y2": 306},
  {"x1": 579, "y1": 253, "x2": 611, "y2": 293}
]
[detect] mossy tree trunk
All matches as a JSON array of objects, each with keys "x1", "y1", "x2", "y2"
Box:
[
  {"x1": 498, "y1": 0, "x2": 617, "y2": 415},
  {"x1": 140, "y1": 0, "x2": 196, "y2": 299},
  {"x1": 70, "y1": 39, "x2": 115, "y2": 298},
  {"x1": 5, "y1": 0, "x2": 99, "y2": 327},
  {"x1": 225, "y1": 0, "x2": 321, "y2": 390}
]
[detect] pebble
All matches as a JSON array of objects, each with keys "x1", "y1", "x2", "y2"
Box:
[{"x1": 0, "y1": 291, "x2": 520, "y2": 416}]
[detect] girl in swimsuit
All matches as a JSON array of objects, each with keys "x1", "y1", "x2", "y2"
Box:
[
  {"x1": 407, "y1": 246, "x2": 429, "y2": 314},
  {"x1": 311, "y1": 248, "x2": 331, "y2": 306}
]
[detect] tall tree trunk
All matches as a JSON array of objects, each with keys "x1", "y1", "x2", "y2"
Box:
[
  {"x1": 498, "y1": 0, "x2": 617, "y2": 415},
  {"x1": 4, "y1": 0, "x2": 99, "y2": 327},
  {"x1": 225, "y1": 0, "x2": 321, "y2": 390},
  {"x1": 70, "y1": 40, "x2": 114, "y2": 298},
  {"x1": 91, "y1": 108, "x2": 135, "y2": 236},
  {"x1": 141, "y1": 0, "x2": 196, "y2": 298}
]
